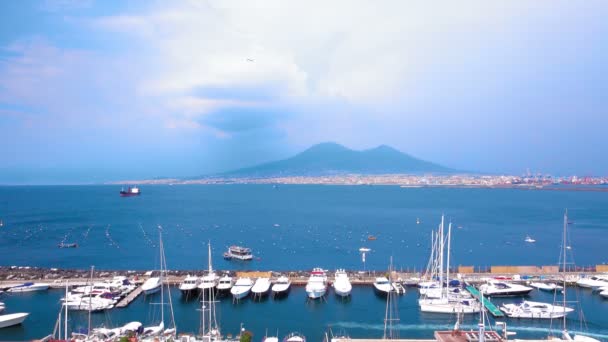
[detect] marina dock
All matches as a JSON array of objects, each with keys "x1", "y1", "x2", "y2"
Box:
[
  {"x1": 466, "y1": 286, "x2": 504, "y2": 317},
  {"x1": 115, "y1": 285, "x2": 143, "y2": 308}
]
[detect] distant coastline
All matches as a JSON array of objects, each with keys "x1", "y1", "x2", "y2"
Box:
[{"x1": 108, "y1": 174, "x2": 608, "y2": 191}]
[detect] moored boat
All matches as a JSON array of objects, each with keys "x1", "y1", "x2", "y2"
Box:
[
  {"x1": 0, "y1": 312, "x2": 29, "y2": 329},
  {"x1": 332, "y1": 269, "x2": 352, "y2": 297},
  {"x1": 271, "y1": 275, "x2": 291, "y2": 297},
  {"x1": 529, "y1": 282, "x2": 563, "y2": 292},
  {"x1": 179, "y1": 275, "x2": 200, "y2": 296},
  {"x1": 479, "y1": 280, "x2": 533, "y2": 297},
  {"x1": 373, "y1": 277, "x2": 392, "y2": 295},
  {"x1": 283, "y1": 332, "x2": 306, "y2": 342},
  {"x1": 6, "y1": 282, "x2": 50, "y2": 293},
  {"x1": 217, "y1": 274, "x2": 234, "y2": 293},
  {"x1": 305, "y1": 268, "x2": 328, "y2": 299},
  {"x1": 500, "y1": 300, "x2": 573, "y2": 319},
  {"x1": 231, "y1": 277, "x2": 254, "y2": 300},
  {"x1": 251, "y1": 277, "x2": 271, "y2": 299},
  {"x1": 141, "y1": 277, "x2": 161, "y2": 295}
]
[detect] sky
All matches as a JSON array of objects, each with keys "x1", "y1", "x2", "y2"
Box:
[{"x1": 1, "y1": 0, "x2": 607, "y2": 184}]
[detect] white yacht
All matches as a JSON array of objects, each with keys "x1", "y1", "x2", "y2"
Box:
[
  {"x1": 599, "y1": 289, "x2": 608, "y2": 298},
  {"x1": 0, "y1": 312, "x2": 29, "y2": 329},
  {"x1": 500, "y1": 300, "x2": 574, "y2": 319},
  {"x1": 271, "y1": 275, "x2": 291, "y2": 297},
  {"x1": 479, "y1": 280, "x2": 533, "y2": 296},
  {"x1": 179, "y1": 275, "x2": 200, "y2": 295},
  {"x1": 6, "y1": 282, "x2": 50, "y2": 293},
  {"x1": 231, "y1": 277, "x2": 254, "y2": 300},
  {"x1": 217, "y1": 275, "x2": 234, "y2": 293},
  {"x1": 251, "y1": 277, "x2": 272, "y2": 299},
  {"x1": 63, "y1": 293, "x2": 115, "y2": 311},
  {"x1": 332, "y1": 269, "x2": 352, "y2": 297},
  {"x1": 529, "y1": 282, "x2": 563, "y2": 292},
  {"x1": 305, "y1": 268, "x2": 328, "y2": 299},
  {"x1": 576, "y1": 275, "x2": 608, "y2": 289},
  {"x1": 373, "y1": 277, "x2": 392, "y2": 295},
  {"x1": 141, "y1": 276, "x2": 161, "y2": 295}
]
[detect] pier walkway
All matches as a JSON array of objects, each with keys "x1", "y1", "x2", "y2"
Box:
[
  {"x1": 466, "y1": 286, "x2": 503, "y2": 317},
  {"x1": 115, "y1": 285, "x2": 143, "y2": 308}
]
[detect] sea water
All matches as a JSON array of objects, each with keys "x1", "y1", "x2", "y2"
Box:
[{"x1": 0, "y1": 185, "x2": 607, "y2": 340}]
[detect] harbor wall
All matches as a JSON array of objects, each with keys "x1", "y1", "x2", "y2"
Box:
[
  {"x1": 596, "y1": 264, "x2": 608, "y2": 272},
  {"x1": 490, "y1": 266, "x2": 558, "y2": 274}
]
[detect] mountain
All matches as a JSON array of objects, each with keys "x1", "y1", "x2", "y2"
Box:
[{"x1": 218, "y1": 142, "x2": 454, "y2": 177}]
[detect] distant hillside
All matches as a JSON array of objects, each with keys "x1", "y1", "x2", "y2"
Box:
[{"x1": 217, "y1": 142, "x2": 454, "y2": 177}]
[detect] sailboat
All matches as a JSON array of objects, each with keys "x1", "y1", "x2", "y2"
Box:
[
  {"x1": 141, "y1": 228, "x2": 177, "y2": 341},
  {"x1": 198, "y1": 242, "x2": 219, "y2": 293},
  {"x1": 550, "y1": 211, "x2": 600, "y2": 342},
  {"x1": 418, "y1": 215, "x2": 480, "y2": 314},
  {"x1": 180, "y1": 248, "x2": 239, "y2": 342},
  {"x1": 383, "y1": 257, "x2": 400, "y2": 339}
]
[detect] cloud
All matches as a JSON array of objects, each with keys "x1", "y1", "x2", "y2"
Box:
[{"x1": 1, "y1": 0, "x2": 608, "y2": 182}]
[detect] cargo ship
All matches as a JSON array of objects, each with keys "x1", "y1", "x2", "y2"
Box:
[{"x1": 120, "y1": 186, "x2": 141, "y2": 197}]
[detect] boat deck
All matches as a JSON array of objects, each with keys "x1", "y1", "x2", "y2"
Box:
[{"x1": 465, "y1": 286, "x2": 504, "y2": 317}]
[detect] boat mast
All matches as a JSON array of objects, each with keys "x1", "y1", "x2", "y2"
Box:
[
  {"x1": 446, "y1": 221, "x2": 451, "y2": 299},
  {"x1": 64, "y1": 281, "x2": 68, "y2": 340},
  {"x1": 439, "y1": 215, "x2": 444, "y2": 296},
  {"x1": 159, "y1": 229, "x2": 164, "y2": 326},
  {"x1": 88, "y1": 265, "x2": 94, "y2": 335},
  {"x1": 562, "y1": 210, "x2": 568, "y2": 335}
]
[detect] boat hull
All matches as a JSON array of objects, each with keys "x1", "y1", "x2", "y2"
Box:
[
  {"x1": 419, "y1": 299, "x2": 480, "y2": 314},
  {"x1": 0, "y1": 313, "x2": 29, "y2": 329},
  {"x1": 231, "y1": 289, "x2": 251, "y2": 300},
  {"x1": 483, "y1": 289, "x2": 533, "y2": 297},
  {"x1": 306, "y1": 287, "x2": 326, "y2": 299},
  {"x1": 7, "y1": 283, "x2": 49, "y2": 293}
]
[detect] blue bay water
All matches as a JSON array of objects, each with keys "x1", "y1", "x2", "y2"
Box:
[
  {"x1": 1, "y1": 185, "x2": 607, "y2": 270},
  {"x1": 1, "y1": 185, "x2": 608, "y2": 341}
]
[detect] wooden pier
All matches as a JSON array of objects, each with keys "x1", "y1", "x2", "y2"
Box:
[{"x1": 115, "y1": 285, "x2": 143, "y2": 308}]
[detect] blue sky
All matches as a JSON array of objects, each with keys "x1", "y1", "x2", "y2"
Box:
[{"x1": 1, "y1": 1, "x2": 607, "y2": 184}]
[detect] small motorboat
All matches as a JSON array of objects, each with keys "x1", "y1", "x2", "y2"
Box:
[
  {"x1": 0, "y1": 313, "x2": 29, "y2": 329},
  {"x1": 525, "y1": 235, "x2": 536, "y2": 243},
  {"x1": 0, "y1": 302, "x2": 5, "y2": 313},
  {"x1": 373, "y1": 277, "x2": 392, "y2": 295},
  {"x1": 367, "y1": 235, "x2": 377, "y2": 241},
  {"x1": 529, "y1": 282, "x2": 563, "y2": 292},
  {"x1": 58, "y1": 242, "x2": 78, "y2": 248},
  {"x1": 479, "y1": 280, "x2": 533, "y2": 297},
  {"x1": 141, "y1": 277, "x2": 161, "y2": 295},
  {"x1": 271, "y1": 275, "x2": 291, "y2": 297},
  {"x1": 6, "y1": 282, "x2": 50, "y2": 293},
  {"x1": 332, "y1": 269, "x2": 352, "y2": 297}
]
